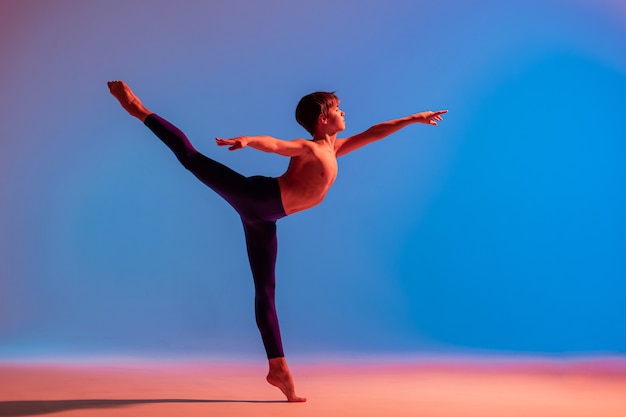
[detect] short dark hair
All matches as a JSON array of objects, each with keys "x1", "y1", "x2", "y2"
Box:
[{"x1": 295, "y1": 91, "x2": 339, "y2": 136}]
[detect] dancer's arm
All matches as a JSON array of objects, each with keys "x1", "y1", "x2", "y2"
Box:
[
  {"x1": 216, "y1": 136, "x2": 311, "y2": 157},
  {"x1": 334, "y1": 110, "x2": 447, "y2": 157}
]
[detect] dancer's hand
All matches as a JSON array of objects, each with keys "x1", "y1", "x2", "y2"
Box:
[
  {"x1": 414, "y1": 110, "x2": 448, "y2": 126},
  {"x1": 216, "y1": 136, "x2": 248, "y2": 151}
]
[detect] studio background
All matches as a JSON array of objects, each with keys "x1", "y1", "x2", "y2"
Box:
[{"x1": 1, "y1": 0, "x2": 624, "y2": 360}]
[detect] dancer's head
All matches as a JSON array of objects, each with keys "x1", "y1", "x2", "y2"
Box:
[{"x1": 295, "y1": 91, "x2": 340, "y2": 136}]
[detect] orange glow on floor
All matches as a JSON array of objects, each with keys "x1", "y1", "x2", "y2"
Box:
[{"x1": 1, "y1": 357, "x2": 625, "y2": 416}]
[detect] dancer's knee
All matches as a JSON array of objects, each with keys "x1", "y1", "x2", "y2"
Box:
[{"x1": 177, "y1": 150, "x2": 202, "y2": 171}]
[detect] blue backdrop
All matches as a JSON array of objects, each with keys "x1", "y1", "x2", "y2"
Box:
[{"x1": 1, "y1": 0, "x2": 624, "y2": 360}]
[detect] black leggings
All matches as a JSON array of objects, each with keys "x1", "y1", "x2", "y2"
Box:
[{"x1": 145, "y1": 114, "x2": 287, "y2": 359}]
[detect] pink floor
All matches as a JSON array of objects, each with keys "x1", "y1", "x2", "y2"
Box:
[{"x1": 1, "y1": 357, "x2": 625, "y2": 417}]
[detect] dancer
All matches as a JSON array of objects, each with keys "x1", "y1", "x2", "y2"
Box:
[{"x1": 108, "y1": 80, "x2": 446, "y2": 402}]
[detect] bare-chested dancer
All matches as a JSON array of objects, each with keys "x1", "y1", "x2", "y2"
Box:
[{"x1": 108, "y1": 80, "x2": 446, "y2": 402}]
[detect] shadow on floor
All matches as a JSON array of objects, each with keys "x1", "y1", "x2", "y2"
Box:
[{"x1": 0, "y1": 398, "x2": 286, "y2": 416}]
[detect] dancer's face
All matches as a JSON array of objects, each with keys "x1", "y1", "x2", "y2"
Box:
[{"x1": 322, "y1": 103, "x2": 346, "y2": 133}]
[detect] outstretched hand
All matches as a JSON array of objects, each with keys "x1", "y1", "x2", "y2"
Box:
[
  {"x1": 416, "y1": 110, "x2": 448, "y2": 126},
  {"x1": 216, "y1": 136, "x2": 248, "y2": 151}
]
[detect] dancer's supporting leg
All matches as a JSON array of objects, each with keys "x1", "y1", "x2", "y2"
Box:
[
  {"x1": 242, "y1": 219, "x2": 305, "y2": 402},
  {"x1": 242, "y1": 220, "x2": 284, "y2": 359}
]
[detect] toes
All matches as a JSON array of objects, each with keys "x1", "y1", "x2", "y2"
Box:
[{"x1": 288, "y1": 395, "x2": 306, "y2": 402}]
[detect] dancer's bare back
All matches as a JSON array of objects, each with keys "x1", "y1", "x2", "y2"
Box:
[
  {"x1": 217, "y1": 135, "x2": 340, "y2": 215},
  {"x1": 277, "y1": 139, "x2": 338, "y2": 215},
  {"x1": 216, "y1": 134, "x2": 342, "y2": 215}
]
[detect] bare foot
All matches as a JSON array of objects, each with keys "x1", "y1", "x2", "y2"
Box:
[
  {"x1": 267, "y1": 357, "x2": 306, "y2": 402},
  {"x1": 107, "y1": 80, "x2": 152, "y2": 122}
]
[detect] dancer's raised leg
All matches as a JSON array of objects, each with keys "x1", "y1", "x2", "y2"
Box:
[
  {"x1": 108, "y1": 80, "x2": 152, "y2": 122},
  {"x1": 108, "y1": 81, "x2": 250, "y2": 204}
]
